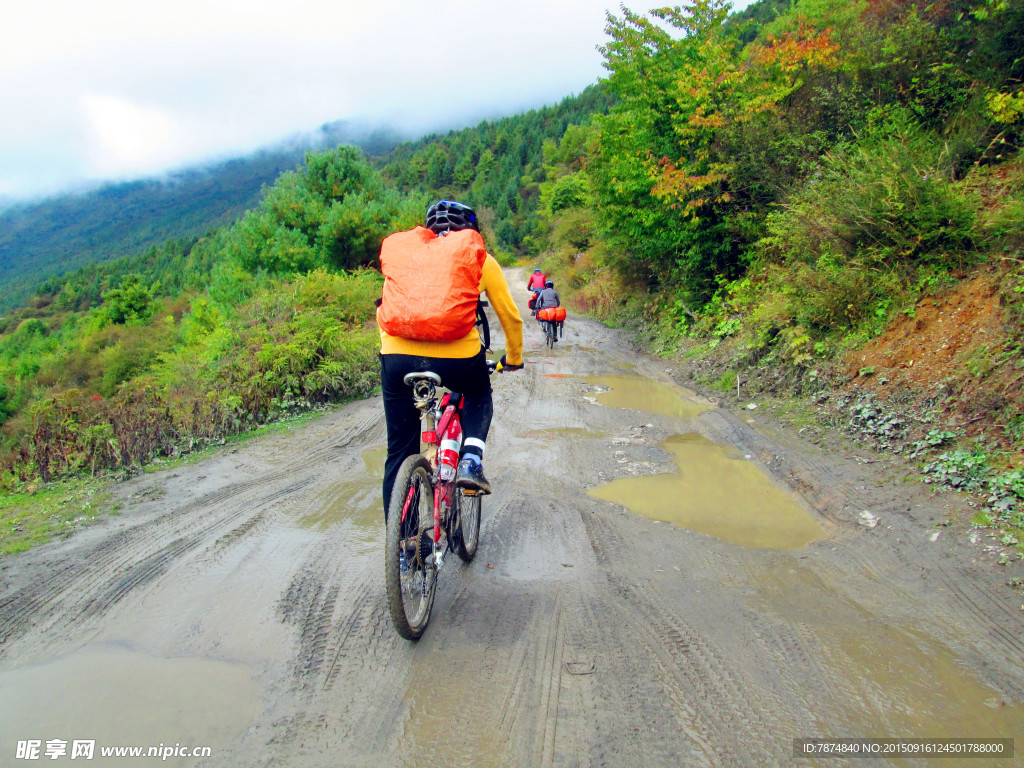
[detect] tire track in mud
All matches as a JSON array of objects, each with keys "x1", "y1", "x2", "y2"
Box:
[
  {"x1": 579, "y1": 504, "x2": 796, "y2": 766},
  {"x1": 934, "y1": 572, "x2": 1024, "y2": 697},
  {"x1": 263, "y1": 510, "x2": 409, "y2": 763},
  {"x1": 559, "y1": 535, "x2": 717, "y2": 768},
  {"x1": 492, "y1": 509, "x2": 572, "y2": 764},
  {"x1": 492, "y1": 376, "x2": 717, "y2": 767},
  {"x1": 468, "y1": 373, "x2": 654, "y2": 765},
  {"x1": 369, "y1": 483, "x2": 588, "y2": 767},
  {"x1": 540, "y1": 497, "x2": 704, "y2": 767},
  {"x1": 2, "y1": 478, "x2": 265, "y2": 646},
  {"x1": 0, "y1": 406, "x2": 384, "y2": 660},
  {"x1": 391, "y1": 569, "x2": 541, "y2": 764},
  {"x1": 8, "y1": 478, "x2": 307, "y2": 649},
  {"x1": 736, "y1": 604, "x2": 843, "y2": 714},
  {"x1": 702, "y1": 405, "x2": 1024, "y2": 684}
]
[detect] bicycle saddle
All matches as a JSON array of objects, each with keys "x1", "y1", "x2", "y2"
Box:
[
  {"x1": 403, "y1": 371, "x2": 442, "y2": 387},
  {"x1": 404, "y1": 371, "x2": 442, "y2": 403}
]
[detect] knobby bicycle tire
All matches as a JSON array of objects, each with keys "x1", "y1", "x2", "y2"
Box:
[
  {"x1": 454, "y1": 490, "x2": 481, "y2": 562},
  {"x1": 384, "y1": 455, "x2": 437, "y2": 640}
]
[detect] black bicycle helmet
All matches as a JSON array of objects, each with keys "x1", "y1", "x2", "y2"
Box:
[
  {"x1": 426, "y1": 200, "x2": 479, "y2": 234},
  {"x1": 545, "y1": 280, "x2": 554, "y2": 288}
]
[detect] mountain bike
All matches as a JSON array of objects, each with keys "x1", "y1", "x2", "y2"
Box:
[
  {"x1": 537, "y1": 307, "x2": 565, "y2": 349},
  {"x1": 544, "y1": 320, "x2": 557, "y2": 348},
  {"x1": 384, "y1": 361, "x2": 496, "y2": 640}
]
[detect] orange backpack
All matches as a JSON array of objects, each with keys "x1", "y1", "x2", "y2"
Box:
[{"x1": 377, "y1": 226, "x2": 486, "y2": 342}]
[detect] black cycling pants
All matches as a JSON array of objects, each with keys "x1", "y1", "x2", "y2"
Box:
[{"x1": 380, "y1": 349, "x2": 493, "y2": 518}]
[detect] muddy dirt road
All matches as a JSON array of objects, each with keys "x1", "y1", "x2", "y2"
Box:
[{"x1": 2, "y1": 270, "x2": 1023, "y2": 767}]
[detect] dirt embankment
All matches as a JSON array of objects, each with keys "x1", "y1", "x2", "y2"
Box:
[{"x1": 845, "y1": 268, "x2": 1022, "y2": 446}]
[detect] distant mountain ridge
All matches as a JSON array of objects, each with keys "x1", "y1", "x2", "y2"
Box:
[{"x1": 0, "y1": 121, "x2": 407, "y2": 312}]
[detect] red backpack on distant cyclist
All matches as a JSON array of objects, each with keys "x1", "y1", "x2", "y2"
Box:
[{"x1": 377, "y1": 226, "x2": 486, "y2": 342}]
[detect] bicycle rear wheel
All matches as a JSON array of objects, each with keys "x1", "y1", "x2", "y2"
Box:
[
  {"x1": 385, "y1": 455, "x2": 437, "y2": 640},
  {"x1": 454, "y1": 490, "x2": 481, "y2": 562},
  {"x1": 545, "y1": 323, "x2": 555, "y2": 348}
]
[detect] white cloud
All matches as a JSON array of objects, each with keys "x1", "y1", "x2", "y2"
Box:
[
  {"x1": 81, "y1": 94, "x2": 179, "y2": 173},
  {"x1": 0, "y1": 0, "x2": 753, "y2": 201}
]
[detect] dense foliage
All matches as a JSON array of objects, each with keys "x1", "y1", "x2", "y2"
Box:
[
  {"x1": 528, "y1": 0, "x2": 1024, "y2": 357},
  {"x1": 376, "y1": 85, "x2": 616, "y2": 256}
]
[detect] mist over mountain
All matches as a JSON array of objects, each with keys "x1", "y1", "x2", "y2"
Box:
[{"x1": 0, "y1": 120, "x2": 409, "y2": 312}]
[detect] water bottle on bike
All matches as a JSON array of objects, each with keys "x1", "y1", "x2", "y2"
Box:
[{"x1": 437, "y1": 406, "x2": 463, "y2": 481}]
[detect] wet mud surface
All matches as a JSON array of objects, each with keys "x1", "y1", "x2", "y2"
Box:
[{"x1": 1, "y1": 269, "x2": 1023, "y2": 766}]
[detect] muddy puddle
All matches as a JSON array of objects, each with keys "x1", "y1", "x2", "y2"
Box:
[
  {"x1": 750, "y1": 561, "x2": 1024, "y2": 763},
  {"x1": 589, "y1": 433, "x2": 823, "y2": 549},
  {"x1": 294, "y1": 445, "x2": 385, "y2": 538},
  {"x1": 586, "y1": 374, "x2": 711, "y2": 420},
  {"x1": 0, "y1": 643, "x2": 259, "y2": 766}
]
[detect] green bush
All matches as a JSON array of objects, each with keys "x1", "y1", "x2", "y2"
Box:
[
  {"x1": 549, "y1": 173, "x2": 589, "y2": 213},
  {"x1": 760, "y1": 116, "x2": 980, "y2": 271},
  {"x1": 103, "y1": 274, "x2": 157, "y2": 325},
  {"x1": 5, "y1": 267, "x2": 384, "y2": 483}
]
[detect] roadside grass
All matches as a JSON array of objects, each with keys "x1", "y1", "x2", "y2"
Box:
[
  {"x1": 141, "y1": 401, "x2": 343, "y2": 474},
  {"x1": 0, "y1": 394, "x2": 377, "y2": 557},
  {"x1": 0, "y1": 476, "x2": 117, "y2": 556}
]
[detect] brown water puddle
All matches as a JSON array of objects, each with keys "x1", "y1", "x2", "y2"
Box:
[
  {"x1": 586, "y1": 374, "x2": 711, "y2": 420},
  {"x1": 296, "y1": 445, "x2": 385, "y2": 533},
  {"x1": 751, "y1": 561, "x2": 1024, "y2": 762},
  {"x1": 0, "y1": 644, "x2": 259, "y2": 766},
  {"x1": 589, "y1": 433, "x2": 823, "y2": 550}
]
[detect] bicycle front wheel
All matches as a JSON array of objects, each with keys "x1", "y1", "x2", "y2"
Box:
[
  {"x1": 454, "y1": 490, "x2": 481, "y2": 562},
  {"x1": 385, "y1": 455, "x2": 437, "y2": 640}
]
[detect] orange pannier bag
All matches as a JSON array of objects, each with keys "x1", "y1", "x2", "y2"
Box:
[
  {"x1": 377, "y1": 226, "x2": 486, "y2": 342},
  {"x1": 537, "y1": 307, "x2": 566, "y2": 322}
]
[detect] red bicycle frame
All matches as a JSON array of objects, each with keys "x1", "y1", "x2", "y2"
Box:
[{"x1": 400, "y1": 392, "x2": 464, "y2": 546}]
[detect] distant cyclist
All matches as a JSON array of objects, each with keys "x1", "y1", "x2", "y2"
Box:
[
  {"x1": 527, "y1": 268, "x2": 546, "y2": 316},
  {"x1": 526, "y1": 268, "x2": 547, "y2": 293},
  {"x1": 377, "y1": 200, "x2": 524, "y2": 515},
  {"x1": 535, "y1": 279, "x2": 561, "y2": 340}
]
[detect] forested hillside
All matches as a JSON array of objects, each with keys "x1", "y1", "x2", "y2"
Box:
[
  {"x1": 375, "y1": 84, "x2": 615, "y2": 253},
  {"x1": 1, "y1": 0, "x2": 1022, "y2": 553},
  {"x1": 0, "y1": 122, "x2": 405, "y2": 312}
]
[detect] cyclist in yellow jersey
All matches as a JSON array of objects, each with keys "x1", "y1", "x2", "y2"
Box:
[{"x1": 378, "y1": 201, "x2": 524, "y2": 518}]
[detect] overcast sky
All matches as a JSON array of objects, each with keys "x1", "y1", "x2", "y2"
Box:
[{"x1": 1, "y1": 0, "x2": 750, "y2": 204}]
